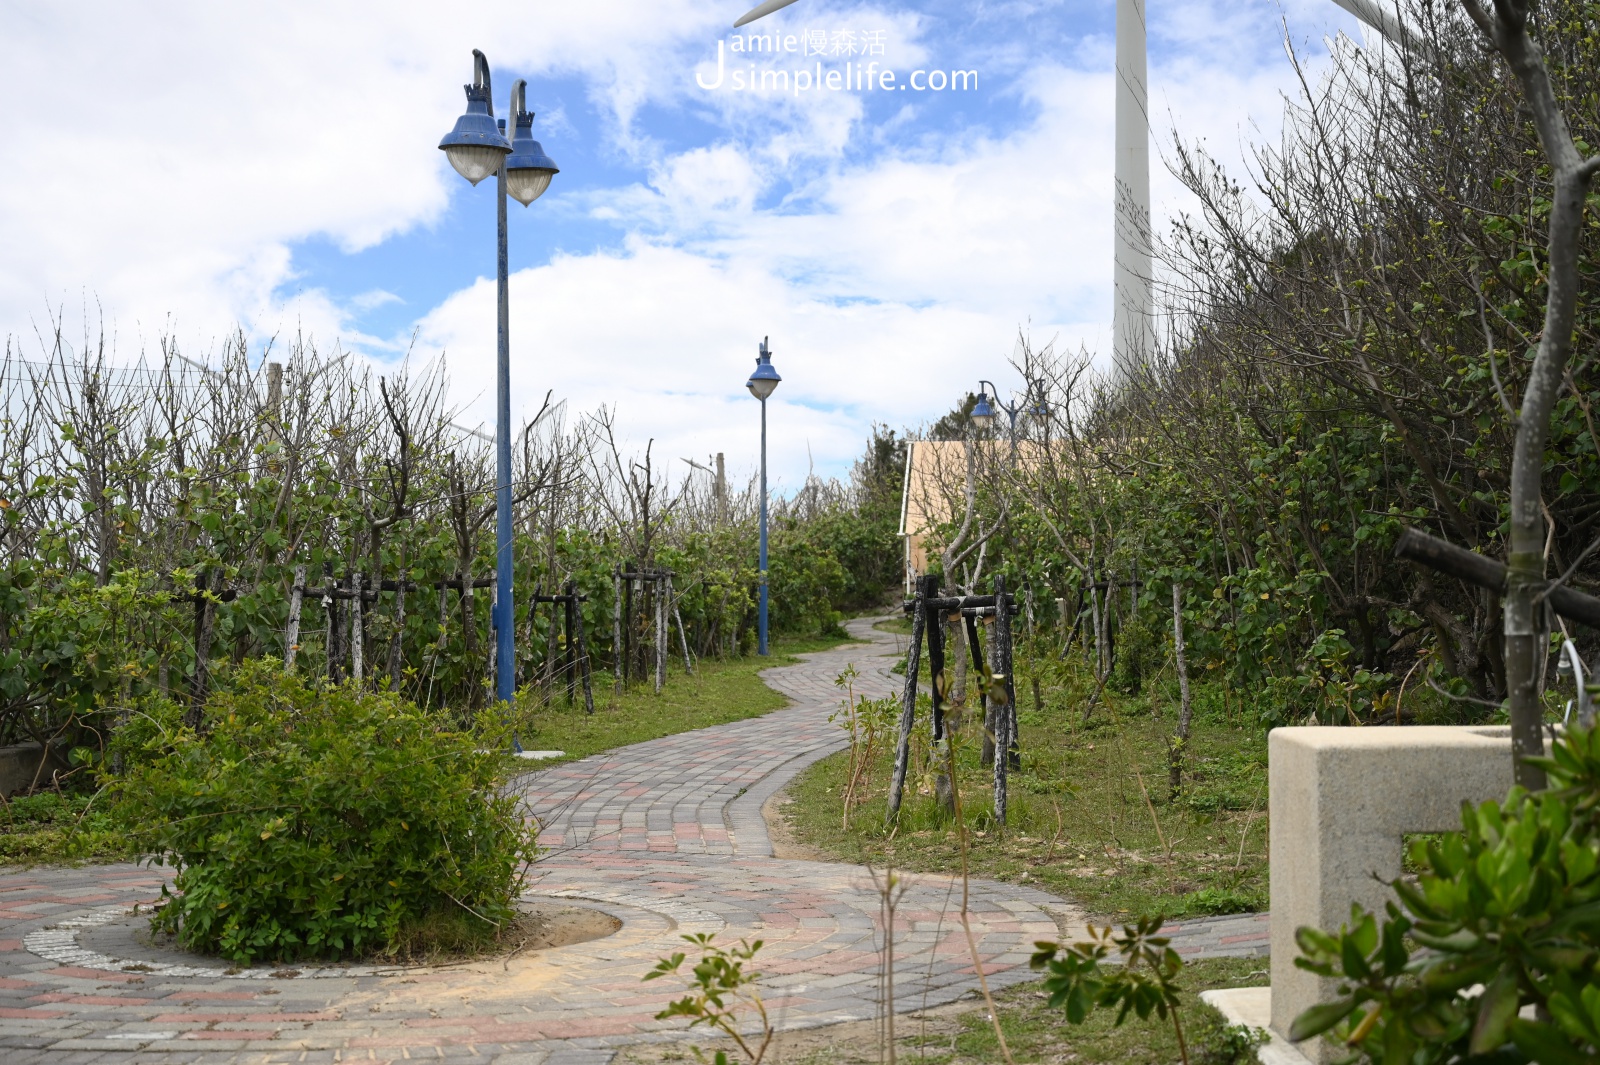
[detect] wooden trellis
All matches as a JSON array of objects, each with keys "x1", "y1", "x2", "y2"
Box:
[
  {"x1": 612, "y1": 566, "x2": 693, "y2": 695},
  {"x1": 888, "y1": 575, "x2": 1021, "y2": 824},
  {"x1": 529, "y1": 581, "x2": 594, "y2": 714},
  {"x1": 282, "y1": 567, "x2": 496, "y2": 687}
]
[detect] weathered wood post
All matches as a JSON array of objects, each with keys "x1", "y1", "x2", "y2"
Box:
[
  {"x1": 1169, "y1": 580, "x2": 1192, "y2": 799},
  {"x1": 625, "y1": 574, "x2": 637, "y2": 683},
  {"x1": 350, "y1": 573, "x2": 365, "y2": 684},
  {"x1": 672, "y1": 576, "x2": 694, "y2": 675},
  {"x1": 888, "y1": 574, "x2": 932, "y2": 822},
  {"x1": 992, "y1": 575, "x2": 1019, "y2": 823},
  {"x1": 613, "y1": 565, "x2": 624, "y2": 695},
  {"x1": 654, "y1": 572, "x2": 667, "y2": 693},
  {"x1": 928, "y1": 596, "x2": 951, "y2": 812},
  {"x1": 564, "y1": 580, "x2": 578, "y2": 706},
  {"x1": 436, "y1": 582, "x2": 449, "y2": 663},
  {"x1": 997, "y1": 575, "x2": 1019, "y2": 770},
  {"x1": 485, "y1": 575, "x2": 497, "y2": 701},
  {"x1": 949, "y1": 610, "x2": 968, "y2": 710},
  {"x1": 972, "y1": 613, "x2": 995, "y2": 767},
  {"x1": 187, "y1": 571, "x2": 215, "y2": 729},
  {"x1": 387, "y1": 561, "x2": 407, "y2": 692},
  {"x1": 715, "y1": 451, "x2": 727, "y2": 524},
  {"x1": 573, "y1": 585, "x2": 595, "y2": 715},
  {"x1": 284, "y1": 563, "x2": 306, "y2": 670},
  {"x1": 544, "y1": 581, "x2": 560, "y2": 700},
  {"x1": 323, "y1": 563, "x2": 341, "y2": 684}
]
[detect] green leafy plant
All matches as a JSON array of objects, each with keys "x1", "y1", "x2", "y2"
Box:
[
  {"x1": 1291, "y1": 724, "x2": 1600, "y2": 1063},
  {"x1": 115, "y1": 662, "x2": 538, "y2": 963},
  {"x1": 1030, "y1": 916, "x2": 1195, "y2": 1064},
  {"x1": 644, "y1": 933, "x2": 772, "y2": 1064},
  {"x1": 1176, "y1": 885, "x2": 1267, "y2": 918},
  {"x1": 1192, "y1": 1021, "x2": 1270, "y2": 1065},
  {"x1": 831, "y1": 666, "x2": 898, "y2": 829}
]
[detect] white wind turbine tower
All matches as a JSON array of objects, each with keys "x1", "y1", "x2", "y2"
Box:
[
  {"x1": 1112, "y1": 0, "x2": 1153, "y2": 386},
  {"x1": 1111, "y1": 0, "x2": 1424, "y2": 385}
]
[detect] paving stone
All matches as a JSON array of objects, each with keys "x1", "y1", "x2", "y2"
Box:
[{"x1": 0, "y1": 616, "x2": 1266, "y2": 1061}]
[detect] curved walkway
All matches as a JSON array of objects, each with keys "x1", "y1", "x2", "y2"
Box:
[{"x1": 0, "y1": 617, "x2": 1265, "y2": 1064}]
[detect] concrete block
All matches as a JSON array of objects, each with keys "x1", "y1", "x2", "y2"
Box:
[
  {"x1": 1269, "y1": 726, "x2": 1516, "y2": 1061},
  {"x1": 0, "y1": 743, "x2": 69, "y2": 797}
]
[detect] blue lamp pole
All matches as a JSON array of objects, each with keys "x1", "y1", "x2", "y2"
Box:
[
  {"x1": 746, "y1": 339, "x2": 781, "y2": 656},
  {"x1": 438, "y1": 50, "x2": 560, "y2": 706}
]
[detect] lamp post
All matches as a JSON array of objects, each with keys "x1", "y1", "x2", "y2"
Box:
[
  {"x1": 438, "y1": 49, "x2": 560, "y2": 706},
  {"x1": 746, "y1": 338, "x2": 781, "y2": 656},
  {"x1": 971, "y1": 379, "x2": 1021, "y2": 435},
  {"x1": 970, "y1": 379, "x2": 1046, "y2": 450}
]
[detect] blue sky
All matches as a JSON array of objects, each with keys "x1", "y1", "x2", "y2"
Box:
[{"x1": 0, "y1": 0, "x2": 1372, "y2": 490}]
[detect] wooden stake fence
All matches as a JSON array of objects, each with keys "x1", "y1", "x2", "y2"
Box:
[{"x1": 888, "y1": 577, "x2": 1021, "y2": 824}]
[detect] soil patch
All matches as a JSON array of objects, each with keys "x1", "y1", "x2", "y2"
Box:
[
  {"x1": 79, "y1": 898, "x2": 621, "y2": 973},
  {"x1": 761, "y1": 785, "x2": 833, "y2": 862},
  {"x1": 618, "y1": 997, "x2": 982, "y2": 1064}
]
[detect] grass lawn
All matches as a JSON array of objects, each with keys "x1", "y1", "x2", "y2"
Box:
[
  {"x1": 906, "y1": 955, "x2": 1268, "y2": 1065},
  {"x1": 502, "y1": 630, "x2": 857, "y2": 768},
  {"x1": 779, "y1": 638, "x2": 1270, "y2": 923}
]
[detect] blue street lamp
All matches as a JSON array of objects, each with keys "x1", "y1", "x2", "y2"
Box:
[
  {"x1": 439, "y1": 49, "x2": 560, "y2": 706},
  {"x1": 746, "y1": 338, "x2": 781, "y2": 656},
  {"x1": 970, "y1": 379, "x2": 1046, "y2": 439}
]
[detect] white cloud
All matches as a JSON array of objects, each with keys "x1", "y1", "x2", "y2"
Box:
[
  {"x1": 0, "y1": 0, "x2": 726, "y2": 350},
  {"x1": 0, "y1": 0, "x2": 1362, "y2": 484}
]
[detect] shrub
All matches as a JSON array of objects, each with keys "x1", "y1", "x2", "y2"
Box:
[
  {"x1": 1292, "y1": 724, "x2": 1600, "y2": 1062},
  {"x1": 115, "y1": 662, "x2": 538, "y2": 963}
]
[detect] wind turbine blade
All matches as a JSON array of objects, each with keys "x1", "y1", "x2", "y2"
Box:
[
  {"x1": 734, "y1": 0, "x2": 802, "y2": 29},
  {"x1": 1328, "y1": 0, "x2": 1431, "y2": 54}
]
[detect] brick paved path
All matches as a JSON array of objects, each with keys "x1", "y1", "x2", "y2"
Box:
[{"x1": 0, "y1": 616, "x2": 1266, "y2": 1064}]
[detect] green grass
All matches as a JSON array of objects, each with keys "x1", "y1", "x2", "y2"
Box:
[
  {"x1": 781, "y1": 648, "x2": 1270, "y2": 923},
  {"x1": 939, "y1": 956, "x2": 1269, "y2": 1065},
  {"x1": 498, "y1": 630, "x2": 860, "y2": 770},
  {"x1": 0, "y1": 789, "x2": 133, "y2": 865}
]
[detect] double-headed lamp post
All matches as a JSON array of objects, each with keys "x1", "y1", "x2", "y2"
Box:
[
  {"x1": 970, "y1": 379, "x2": 1046, "y2": 447},
  {"x1": 970, "y1": 379, "x2": 1015, "y2": 434},
  {"x1": 746, "y1": 338, "x2": 781, "y2": 656},
  {"x1": 438, "y1": 49, "x2": 559, "y2": 706}
]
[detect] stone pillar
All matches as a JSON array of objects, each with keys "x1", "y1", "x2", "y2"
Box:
[{"x1": 1269, "y1": 726, "x2": 1518, "y2": 1061}]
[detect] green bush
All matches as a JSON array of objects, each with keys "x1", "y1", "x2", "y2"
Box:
[
  {"x1": 1292, "y1": 724, "x2": 1600, "y2": 1062},
  {"x1": 115, "y1": 663, "x2": 538, "y2": 963}
]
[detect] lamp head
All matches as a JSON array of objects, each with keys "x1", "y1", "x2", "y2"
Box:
[
  {"x1": 439, "y1": 49, "x2": 511, "y2": 186},
  {"x1": 504, "y1": 79, "x2": 560, "y2": 206},
  {"x1": 970, "y1": 390, "x2": 996, "y2": 430},
  {"x1": 746, "y1": 337, "x2": 781, "y2": 400}
]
